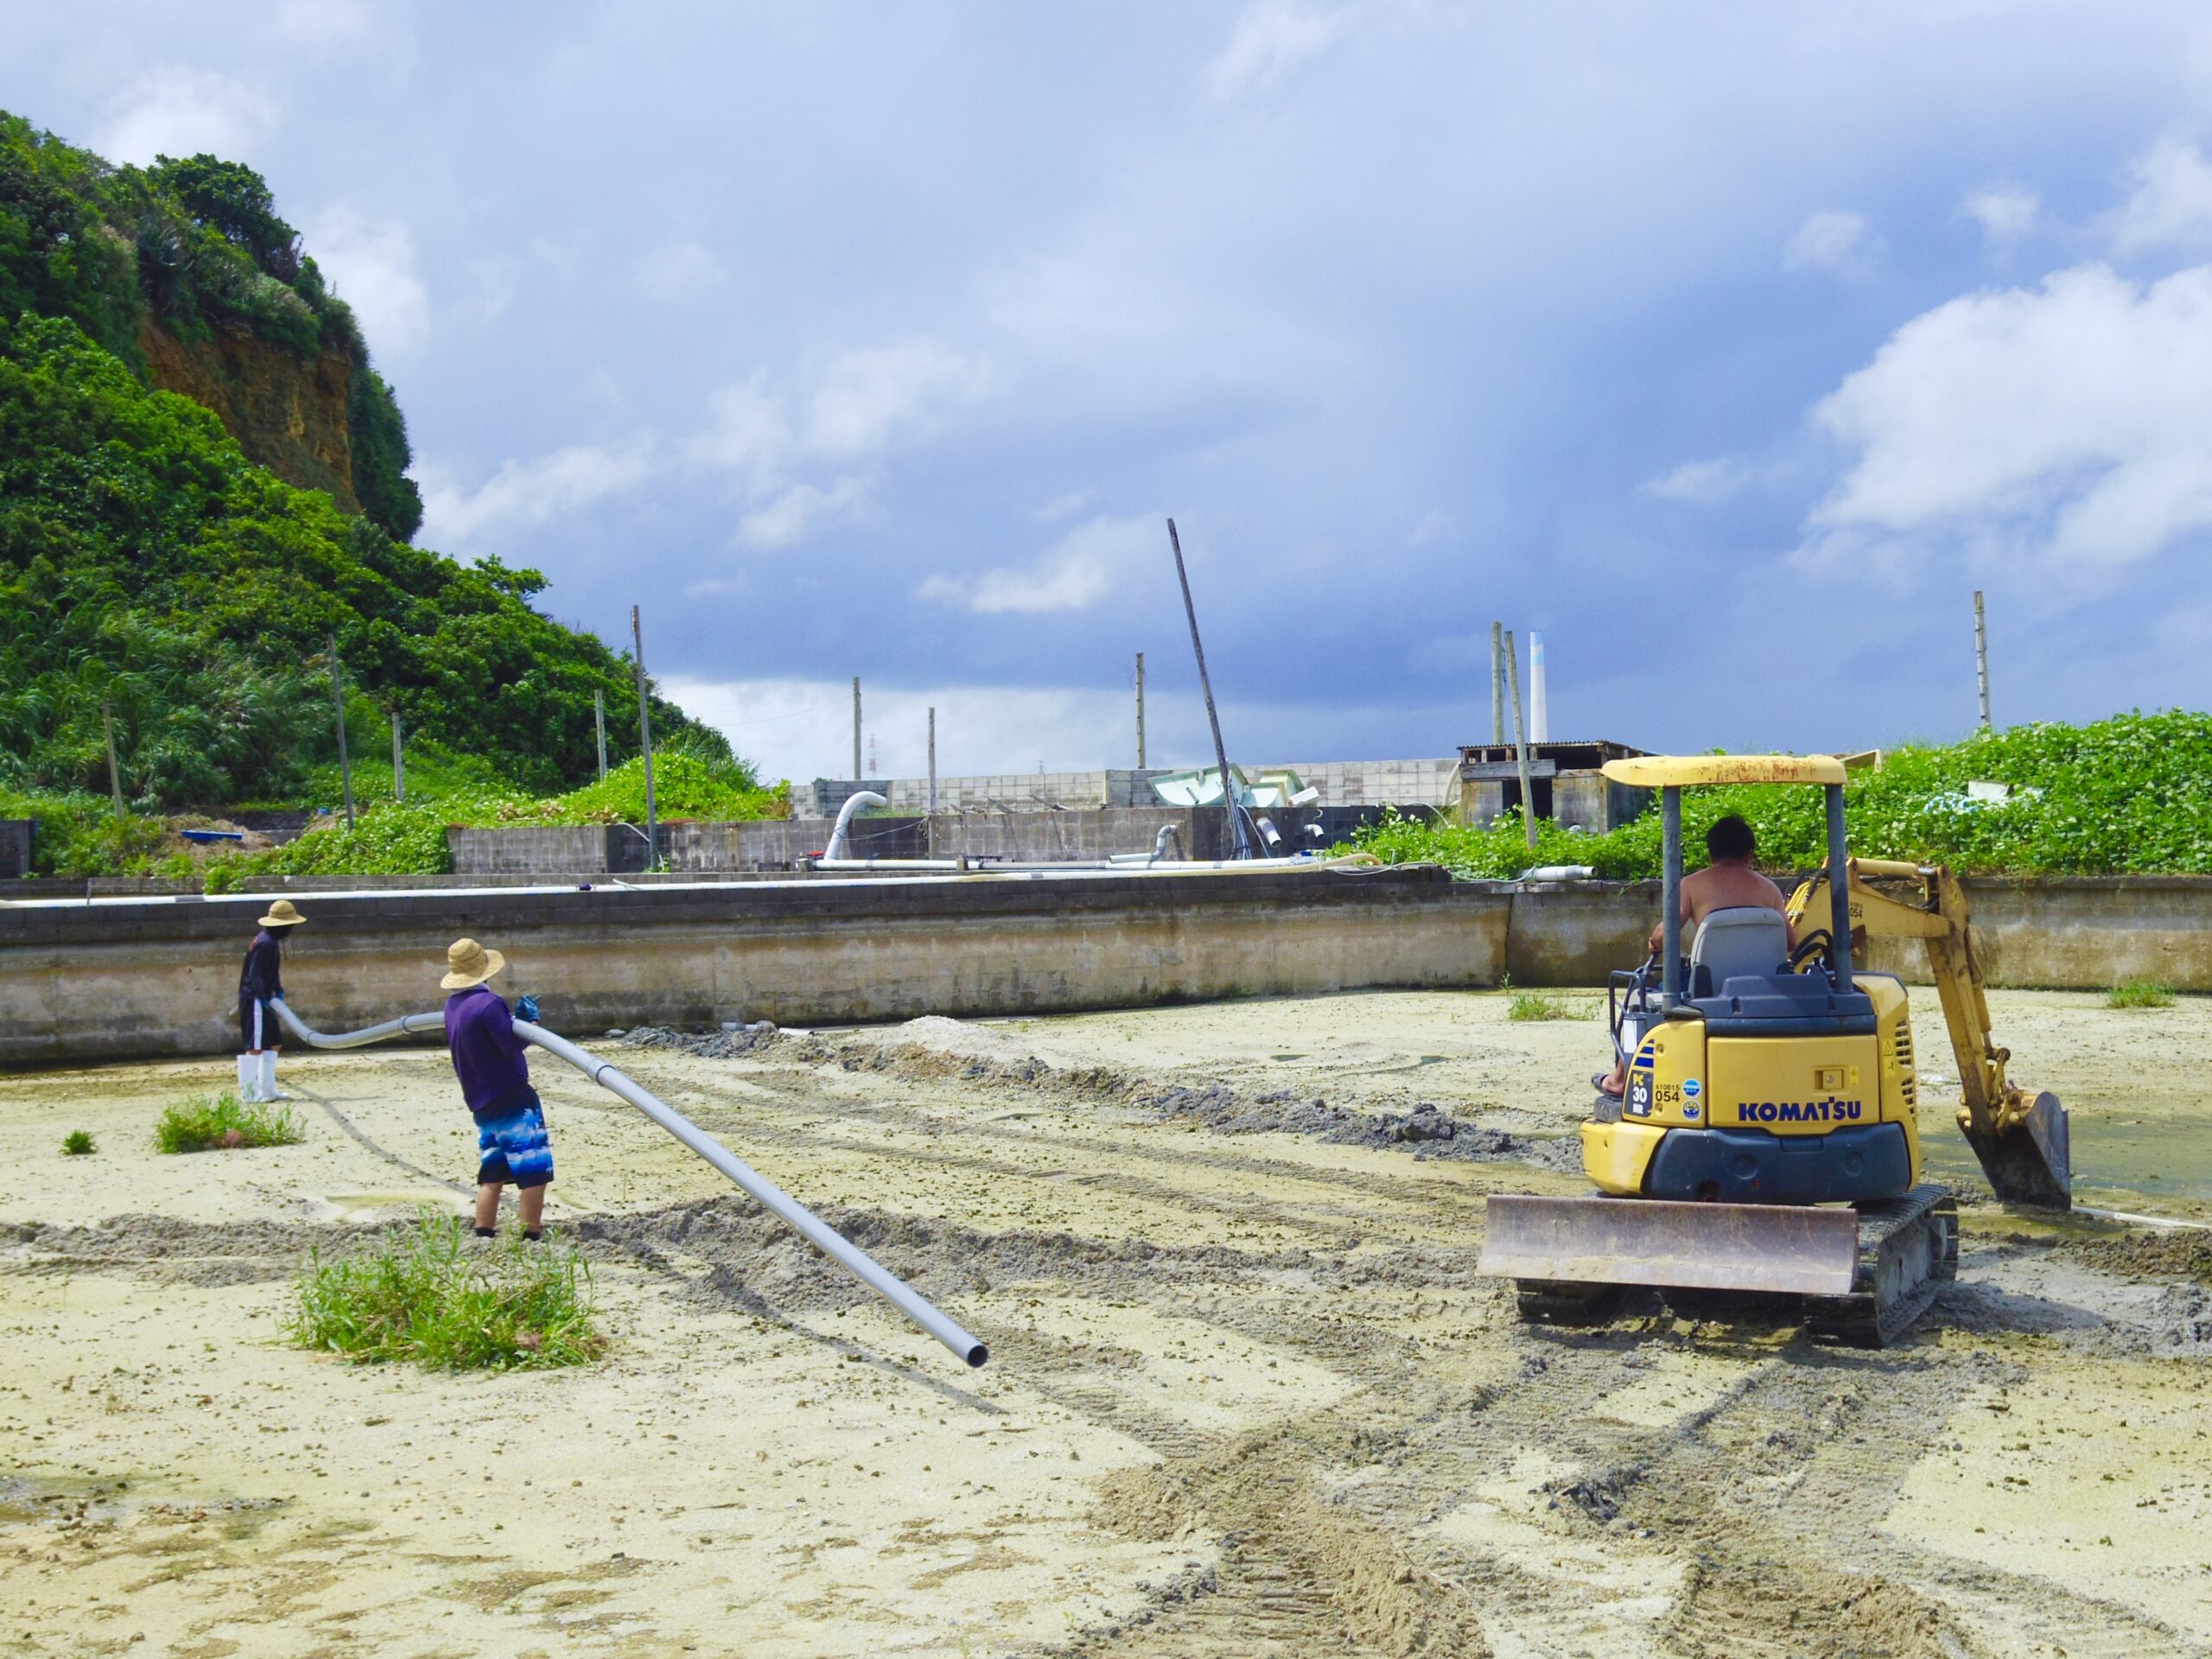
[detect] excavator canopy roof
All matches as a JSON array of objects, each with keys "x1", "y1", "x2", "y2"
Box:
[{"x1": 1600, "y1": 753, "x2": 1849, "y2": 787}]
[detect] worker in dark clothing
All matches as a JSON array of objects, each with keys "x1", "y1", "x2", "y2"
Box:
[
  {"x1": 238, "y1": 899, "x2": 306, "y2": 1102},
  {"x1": 440, "y1": 937, "x2": 552, "y2": 1241}
]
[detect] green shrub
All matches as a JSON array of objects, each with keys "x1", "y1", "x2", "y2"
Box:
[
  {"x1": 288, "y1": 1215, "x2": 606, "y2": 1371},
  {"x1": 60, "y1": 1128, "x2": 93, "y2": 1155},
  {"x1": 2106, "y1": 981, "x2": 2176, "y2": 1010},
  {"x1": 154, "y1": 1090, "x2": 303, "y2": 1154},
  {"x1": 1345, "y1": 711, "x2": 2212, "y2": 880}
]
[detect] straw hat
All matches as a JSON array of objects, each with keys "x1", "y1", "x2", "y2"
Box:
[
  {"x1": 440, "y1": 938, "x2": 507, "y2": 990},
  {"x1": 257, "y1": 899, "x2": 307, "y2": 929}
]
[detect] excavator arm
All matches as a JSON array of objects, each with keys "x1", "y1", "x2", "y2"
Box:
[{"x1": 1787, "y1": 860, "x2": 2071, "y2": 1209}]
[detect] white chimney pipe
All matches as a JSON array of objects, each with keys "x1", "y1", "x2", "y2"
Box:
[{"x1": 1529, "y1": 631, "x2": 1549, "y2": 745}]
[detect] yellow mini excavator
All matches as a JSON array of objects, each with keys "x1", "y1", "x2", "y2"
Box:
[{"x1": 1478, "y1": 754, "x2": 2071, "y2": 1346}]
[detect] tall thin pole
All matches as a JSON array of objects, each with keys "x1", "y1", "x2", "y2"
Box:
[
  {"x1": 327, "y1": 634, "x2": 354, "y2": 830},
  {"x1": 1491, "y1": 621, "x2": 1504, "y2": 745},
  {"x1": 1135, "y1": 651, "x2": 1147, "y2": 769},
  {"x1": 1974, "y1": 590, "x2": 1991, "y2": 728},
  {"x1": 1504, "y1": 627, "x2": 1536, "y2": 850},
  {"x1": 102, "y1": 702, "x2": 124, "y2": 819},
  {"x1": 1166, "y1": 518, "x2": 1251, "y2": 859},
  {"x1": 852, "y1": 677, "x2": 862, "y2": 783},
  {"x1": 594, "y1": 690, "x2": 608, "y2": 779},
  {"x1": 391, "y1": 712, "x2": 405, "y2": 804},
  {"x1": 632, "y1": 607, "x2": 658, "y2": 868},
  {"x1": 1529, "y1": 631, "x2": 1548, "y2": 744},
  {"x1": 927, "y1": 707, "x2": 938, "y2": 814}
]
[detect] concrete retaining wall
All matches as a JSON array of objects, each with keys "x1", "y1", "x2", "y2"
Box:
[
  {"x1": 0, "y1": 867, "x2": 1506, "y2": 1065},
  {"x1": 4, "y1": 872, "x2": 2208, "y2": 1066}
]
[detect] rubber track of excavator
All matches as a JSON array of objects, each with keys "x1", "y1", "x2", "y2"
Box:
[{"x1": 1801, "y1": 1183, "x2": 1958, "y2": 1348}]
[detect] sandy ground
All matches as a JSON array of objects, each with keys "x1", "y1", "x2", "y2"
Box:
[{"x1": 2, "y1": 986, "x2": 2209, "y2": 1657}]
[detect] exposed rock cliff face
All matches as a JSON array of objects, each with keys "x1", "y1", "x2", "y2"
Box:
[{"x1": 138, "y1": 316, "x2": 361, "y2": 514}]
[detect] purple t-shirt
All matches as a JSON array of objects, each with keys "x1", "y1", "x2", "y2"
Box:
[{"x1": 444, "y1": 985, "x2": 531, "y2": 1115}]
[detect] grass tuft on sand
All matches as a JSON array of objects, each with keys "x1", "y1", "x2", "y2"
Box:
[
  {"x1": 289, "y1": 1215, "x2": 607, "y2": 1371},
  {"x1": 155, "y1": 1090, "x2": 303, "y2": 1154},
  {"x1": 60, "y1": 1128, "x2": 94, "y2": 1156},
  {"x1": 1506, "y1": 989, "x2": 1586, "y2": 1022},
  {"x1": 2105, "y1": 980, "x2": 2176, "y2": 1010}
]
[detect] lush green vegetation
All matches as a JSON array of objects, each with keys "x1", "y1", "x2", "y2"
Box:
[
  {"x1": 288, "y1": 1215, "x2": 607, "y2": 1371},
  {"x1": 0, "y1": 309, "x2": 732, "y2": 818},
  {"x1": 0, "y1": 116, "x2": 419, "y2": 537},
  {"x1": 0, "y1": 112, "x2": 760, "y2": 859},
  {"x1": 154, "y1": 1090, "x2": 303, "y2": 1154},
  {"x1": 61, "y1": 1128, "x2": 93, "y2": 1156},
  {"x1": 2105, "y1": 981, "x2": 2177, "y2": 1010},
  {"x1": 1351, "y1": 712, "x2": 2212, "y2": 880}
]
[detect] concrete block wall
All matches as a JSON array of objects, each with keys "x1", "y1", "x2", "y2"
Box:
[
  {"x1": 796, "y1": 771, "x2": 1164, "y2": 817},
  {"x1": 448, "y1": 825, "x2": 612, "y2": 874},
  {"x1": 1262, "y1": 760, "x2": 1460, "y2": 808},
  {"x1": 798, "y1": 760, "x2": 1461, "y2": 817},
  {"x1": 926, "y1": 807, "x2": 1221, "y2": 862}
]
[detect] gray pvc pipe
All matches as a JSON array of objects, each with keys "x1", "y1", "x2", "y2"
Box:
[
  {"x1": 823, "y1": 790, "x2": 887, "y2": 860},
  {"x1": 270, "y1": 999, "x2": 988, "y2": 1368}
]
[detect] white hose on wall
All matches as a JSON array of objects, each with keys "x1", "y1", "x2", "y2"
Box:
[
  {"x1": 270, "y1": 998, "x2": 987, "y2": 1368},
  {"x1": 823, "y1": 790, "x2": 887, "y2": 860}
]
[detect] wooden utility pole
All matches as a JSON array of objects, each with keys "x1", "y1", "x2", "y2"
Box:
[
  {"x1": 852, "y1": 677, "x2": 862, "y2": 782},
  {"x1": 391, "y1": 712, "x2": 405, "y2": 803},
  {"x1": 1974, "y1": 590, "x2": 1992, "y2": 728},
  {"x1": 327, "y1": 635, "x2": 354, "y2": 830},
  {"x1": 1135, "y1": 652, "x2": 1147, "y2": 768},
  {"x1": 927, "y1": 707, "x2": 938, "y2": 814},
  {"x1": 632, "y1": 607, "x2": 658, "y2": 868},
  {"x1": 1504, "y1": 628, "x2": 1537, "y2": 850},
  {"x1": 594, "y1": 689, "x2": 608, "y2": 779},
  {"x1": 102, "y1": 702, "x2": 124, "y2": 819}
]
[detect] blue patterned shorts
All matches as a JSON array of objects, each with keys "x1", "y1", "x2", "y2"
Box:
[{"x1": 474, "y1": 1090, "x2": 553, "y2": 1189}]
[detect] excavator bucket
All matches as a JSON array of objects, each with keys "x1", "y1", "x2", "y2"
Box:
[
  {"x1": 1480, "y1": 1194, "x2": 1862, "y2": 1296},
  {"x1": 1961, "y1": 1090, "x2": 2071, "y2": 1211}
]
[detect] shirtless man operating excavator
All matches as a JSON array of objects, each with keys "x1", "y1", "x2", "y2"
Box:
[{"x1": 1597, "y1": 814, "x2": 1793, "y2": 1098}]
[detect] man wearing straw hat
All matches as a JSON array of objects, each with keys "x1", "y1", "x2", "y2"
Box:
[
  {"x1": 441, "y1": 938, "x2": 552, "y2": 1241},
  {"x1": 238, "y1": 899, "x2": 306, "y2": 1103}
]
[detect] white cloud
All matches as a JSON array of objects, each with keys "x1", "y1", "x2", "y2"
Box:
[
  {"x1": 305, "y1": 208, "x2": 429, "y2": 357},
  {"x1": 1033, "y1": 489, "x2": 1094, "y2": 523},
  {"x1": 417, "y1": 441, "x2": 657, "y2": 547},
  {"x1": 1799, "y1": 262, "x2": 2212, "y2": 576},
  {"x1": 1783, "y1": 209, "x2": 1884, "y2": 279},
  {"x1": 1209, "y1": 2, "x2": 1362, "y2": 100},
  {"x1": 737, "y1": 477, "x2": 868, "y2": 550},
  {"x1": 2104, "y1": 132, "x2": 2212, "y2": 257},
  {"x1": 658, "y1": 674, "x2": 1154, "y2": 786},
  {"x1": 638, "y1": 240, "x2": 728, "y2": 298},
  {"x1": 918, "y1": 513, "x2": 1156, "y2": 614},
  {"x1": 1961, "y1": 183, "x2": 2039, "y2": 251},
  {"x1": 688, "y1": 374, "x2": 792, "y2": 485},
  {"x1": 1643, "y1": 456, "x2": 1751, "y2": 505},
  {"x1": 804, "y1": 339, "x2": 990, "y2": 457},
  {"x1": 96, "y1": 66, "x2": 276, "y2": 166},
  {"x1": 1406, "y1": 510, "x2": 1452, "y2": 546}
]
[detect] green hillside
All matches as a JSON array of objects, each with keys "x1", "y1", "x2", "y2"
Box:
[{"x1": 0, "y1": 112, "x2": 742, "y2": 829}]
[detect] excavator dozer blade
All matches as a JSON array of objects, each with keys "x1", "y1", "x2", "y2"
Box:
[
  {"x1": 1480, "y1": 1195, "x2": 1862, "y2": 1297},
  {"x1": 1961, "y1": 1090, "x2": 2071, "y2": 1211}
]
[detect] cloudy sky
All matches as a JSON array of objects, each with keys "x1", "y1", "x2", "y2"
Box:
[{"x1": 9, "y1": 2, "x2": 2212, "y2": 783}]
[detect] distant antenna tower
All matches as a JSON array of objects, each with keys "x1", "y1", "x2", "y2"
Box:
[{"x1": 868, "y1": 734, "x2": 880, "y2": 777}]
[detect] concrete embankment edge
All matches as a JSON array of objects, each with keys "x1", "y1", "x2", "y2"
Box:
[{"x1": 3, "y1": 869, "x2": 2208, "y2": 1065}]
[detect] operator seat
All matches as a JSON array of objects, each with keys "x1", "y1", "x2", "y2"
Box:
[{"x1": 1689, "y1": 906, "x2": 1791, "y2": 999}]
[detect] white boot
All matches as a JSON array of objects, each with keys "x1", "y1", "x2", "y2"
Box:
[
  {"x1": 237, "y1": 1054, "x2": 261, "y2": 1102},
  {"x1": 257, "y1": 1050, "x2": 286, "y2": 1102}
]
